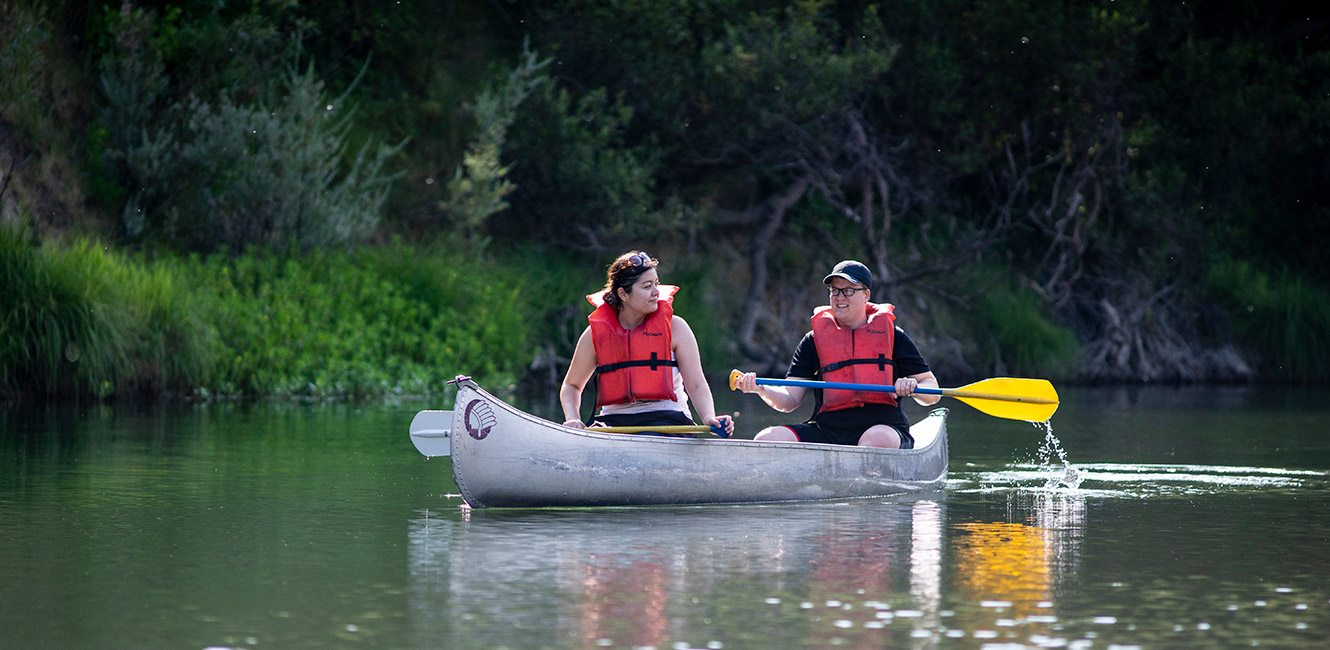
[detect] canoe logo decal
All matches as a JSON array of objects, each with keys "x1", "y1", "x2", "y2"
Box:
[{"x1": 463, "y1": 399, "x2": 497, "y2": 440}]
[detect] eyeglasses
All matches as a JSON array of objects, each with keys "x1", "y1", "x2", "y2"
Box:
[
  {"x1": 614, "y1": 252, "x2": 652, "y2": 271},
  {"x1": 828, "y1": 287, "x2": 867, "y2": 298}
]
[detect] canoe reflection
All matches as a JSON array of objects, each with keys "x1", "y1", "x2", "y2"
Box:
[
  {"x1": 572, "y1": 556, "x2": 669, "y2": 647},
  {"x1": 407, "y1": 496, "x2": 945, "y2": 648}
]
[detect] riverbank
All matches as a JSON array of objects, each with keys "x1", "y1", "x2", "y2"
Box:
[{"x1": 6, "y1": 229, "x2": 1324, "y2": 406}]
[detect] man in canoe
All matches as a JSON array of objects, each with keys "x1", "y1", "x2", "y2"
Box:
[
  {"x1": 734, "y1": 260, "x2": 939, "y2": 448},
  {"x1": 560, "y1": 250, "x2": 734, "y2": 437}
]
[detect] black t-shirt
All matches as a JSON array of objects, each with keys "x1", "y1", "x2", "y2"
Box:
[{"x1": 786, "y1": 325, "x2": 931, "y2": 432}]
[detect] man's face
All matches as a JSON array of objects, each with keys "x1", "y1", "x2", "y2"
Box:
[{"x1": 827, "y1": 278, "x2": 869, "y2": 322}]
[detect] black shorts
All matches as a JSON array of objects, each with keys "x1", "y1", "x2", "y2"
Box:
[
  {"x1": 778, "y1": 422, "x2": 915, "y2": 449},
  {"x1": 590, "y1": 409, "x2": 698, "y2": 438}
]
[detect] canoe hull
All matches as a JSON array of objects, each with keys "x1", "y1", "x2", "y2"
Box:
[{"x1": 446, "y1": 379, "x2": 948, "y2": 508}]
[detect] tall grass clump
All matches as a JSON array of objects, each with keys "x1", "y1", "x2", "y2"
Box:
[
  {"x1": 0, "y1": 225, "x2": 211, "y2": 400},
  {"x1": 1208, "y1": 261, "x2": 1330, "y2": 382},
  {"x1": 969, "y1": 280, "x2": 1079, "y2": 378}
]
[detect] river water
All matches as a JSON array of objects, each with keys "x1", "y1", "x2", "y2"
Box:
[{"x1": 3, "y1": 384, "x2": 1329, "y2": 649}]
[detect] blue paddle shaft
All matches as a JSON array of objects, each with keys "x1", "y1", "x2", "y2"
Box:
[{"x1": 755, "y1": 376, "x2": 943, "y2": 396}]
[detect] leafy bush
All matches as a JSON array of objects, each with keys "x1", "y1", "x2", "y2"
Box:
[
  {"x1": 94, "y1": 5, "x2": 401, "y2": 254},
  {"x1": 503, "y1": 83, "x2": 667, "y2": 248},
  {"x1": 441, "y1": 41, "x2": 549, "y2": 250},
  {"x1": 176, "y1": 242, "x2": 532, "y2": 399},
  {"x1": 116, "y1": 63, "x2": 400, "y2": 253}
]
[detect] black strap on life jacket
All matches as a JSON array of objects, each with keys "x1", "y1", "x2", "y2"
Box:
[
  {"x1": 596, "y1": 352, "x2": 678, "y2": 375},
  {"x1": 818, "y1": 354, "x2": 893, "y2": 375}
]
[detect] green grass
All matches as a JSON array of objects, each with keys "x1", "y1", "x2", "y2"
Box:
[
  {"x1": 1208, "y1": 261, "x2": 1330, "y2": 382},
  {"x1": 967, "y1": 278, "x2": 1079, "y2": 379},
  {"x1": 1, "y1": 225, "x2": 208, "y2": 399}
]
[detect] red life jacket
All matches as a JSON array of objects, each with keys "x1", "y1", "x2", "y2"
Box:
[
  {"x1": 586, "y1": 286, "x2": 680, "y2": 407},
  {"x1": 811, "y1": 303, "x2": 897, "y2": 412}
]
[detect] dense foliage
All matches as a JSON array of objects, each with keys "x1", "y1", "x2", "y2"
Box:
[
  {"x1": 2, "y1": 0, "x2": 1328, "y2": 401},
  {"x1": 1, "y1": 229, "x2": 534, "y2": 401}
]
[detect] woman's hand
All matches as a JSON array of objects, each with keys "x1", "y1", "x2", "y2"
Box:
[
  {"x1": 562, "y1": 419, "x2": 585, "y2": 429},
  {"x1": 705, "y1": 414, "x2": 735, "y2": 437}
]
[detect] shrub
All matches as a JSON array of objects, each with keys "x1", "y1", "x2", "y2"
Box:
[
  {"x1": 176, "y1": 242, "x2": 532, "y2": 399},
  {"x1": 441, "y1": 40, "x2": 549, "y2": 251},
  {"x1": 115, "y1": 63, "x2": 402, "y2": 253},
  {"x1": 94, "y1": 4, "x2": 401, "y2": 254}
]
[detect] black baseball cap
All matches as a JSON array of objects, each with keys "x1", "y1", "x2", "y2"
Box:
[{"x1": 822, "y1": 260, "x2": 873, "y2": 290}]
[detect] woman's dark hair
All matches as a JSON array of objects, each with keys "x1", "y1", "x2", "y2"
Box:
[{"x1": 603, "y1": 250, "x2": 658, "y2": 310}]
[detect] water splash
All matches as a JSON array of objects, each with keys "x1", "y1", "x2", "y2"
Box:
[{"x1": 1031, "y1": 420, "x2": 1083, "y2": 490}]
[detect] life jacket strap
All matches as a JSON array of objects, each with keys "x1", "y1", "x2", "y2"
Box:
[
  {"x1": 818, "y1": 354, "x2": 893, "y2": 375},
  {"x1": 596, "y1": 352, "x2": 678, "y2": 375}
]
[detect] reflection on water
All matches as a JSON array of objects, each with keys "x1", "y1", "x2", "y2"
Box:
[
  {"x1": 950, "y1": 488, "x2": 1086, "y2": 644},
  {"x1": 408, "y1": 494, "x2": 1103, "y2": 648},
  {"x1": 406, "y1": 449, "x2": 1330, "y2": 648},
  {"x1": 909, "y1": 501, "x2": 943, "y2": 648},
  {"x1": 407, "y1": 498, "x2": 947, "y2": 648},
  {"x1": 954, "y1": 521, "x2": 1052, "y2": 617}
]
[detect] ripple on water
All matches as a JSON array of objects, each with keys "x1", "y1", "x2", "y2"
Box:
[{"x1": 955, "y1": 462, "x2": 1329, "y2": 499}]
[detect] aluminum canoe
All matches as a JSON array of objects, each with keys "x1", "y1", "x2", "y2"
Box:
[{"x1": 414, "y1": 377, "x2": 948, "y2": 508}]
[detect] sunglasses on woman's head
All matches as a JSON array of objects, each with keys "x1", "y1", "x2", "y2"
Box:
[{"x1": 614, "y1": 252, "x2": 651, "y2": 271}]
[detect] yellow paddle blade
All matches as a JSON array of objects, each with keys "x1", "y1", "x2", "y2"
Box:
[{"x1": 943, "y1": 377, "x2": 1059, "y2": 422}]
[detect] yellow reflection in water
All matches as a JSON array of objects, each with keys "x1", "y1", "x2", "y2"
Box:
[{"x1": 953, "y1": 521, "x2": 1051, "y2": 619}]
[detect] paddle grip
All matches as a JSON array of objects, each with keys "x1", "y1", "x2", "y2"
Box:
[{"x1": 710, "y1": 414, "x2": 732, "y2": 438}]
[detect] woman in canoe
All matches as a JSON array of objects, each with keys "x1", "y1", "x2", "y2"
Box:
[{"x1": 560, "y1": 250, "x2": 734, "y2": 437}]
